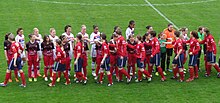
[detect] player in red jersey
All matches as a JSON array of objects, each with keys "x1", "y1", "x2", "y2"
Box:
[
  {"x1": 0, "y1": 33, "x2": 26, "y2": 87},
  {"x1": 74, "y1": 34, "x2": 87, "y2": 84},
  {"x1": 127, "y1": 35, "x2": 137, "y2": 78},
  {"x1": 96, "y1": 33, "x2": 113, "y2": 86},
  {"x1": 94, "y1": 38, "x2": 103, "y2": 80},
  {"x1": 200, "y1": 28, "x2": 220, "y2": 77},
  {"x1": 109, "y1": 34, "x2": 119, "y2": 80},
  {"x1": 41, "y1": 35, "x2": 54, "y2": 81},
  {"x1": 48, "y1": 39, "x2": 70, "y2": 87},
  {"x1": 149, "y1": 31, "x2": 166, "y2": 81},
  {"x1": 4, "y1": 33, "x2": 19, "y2": 82},
  {"x1": 26, "y1": 34, "x2": 40, "y2": 82},
  {"x1": 143, "y1": 33, "x2": 152, "y2": 75},
  {"x1": 164, "y1": 31, "x2": 185, "y2": 82},
  {"x1": 115, "y1": 29, "x2": 131, "y2": 83},
  {"x1": 185, "y1": 31, "x2": 200, "y2": 82}
]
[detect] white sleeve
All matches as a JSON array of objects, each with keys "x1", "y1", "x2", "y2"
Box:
[
  {"x1": 90, "y1": 33, "x2": 94, "y2": 45},
  {"x1": 125, "y1": 28, "x2": 130, "y2": 40},
  {"x1": 15, "y1": 36, "x2": 19, "y2": 42}
]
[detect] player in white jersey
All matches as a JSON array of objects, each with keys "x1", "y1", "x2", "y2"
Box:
[
  {"x1": 125, "y1": 20, "x2": 135, "y2": 40},
  {"x1": 62, "y1": 25, "x2": 74, "y2": 76},
  {"x1": 78, "y1": 25, "x2": 90, "y2": 79},
  {"x1": 15, "y1": 28, "x2": 26, "y2": 66},
  {"x1": 33, "y1": 28, "x2": 43, "y2": 77},
  {"x1": 90, "y1": 25, "x2": 100, "y2": 76}
]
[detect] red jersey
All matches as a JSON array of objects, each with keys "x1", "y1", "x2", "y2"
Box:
[
  {"x1": 63, "y1": 42, "x2": 70, "y2": 57},
  {"x1": 41, "y1": 42, "x2": 54, "y2": 56},
  {"x1": 127, "y1": 40, "x2": 136, "y2": 54},
  {"x1": 4, "y1": 40, "x2": 13, "y2": 57},
  {"x1": 173, "y1": 39, "x2": 183, "y2": 54},
  {"x1": 151, "y1": 37, "x2": 160, "y2": 56},
  {"x1": 143, "y1": 41, "x2": 152, "y2": 55},
  {"x1": 109, "y1": 39, "x2": 117, "y2": 55},
  {"x1": 96, "y1": 44, "x2": 102, "y2": 58},
  {"x1": 136, "y1": 43, "x2": 146, "y2": 61},
  {"x1": 26, "y1": 41, "x2": 40, "y2": 56},
  {"x1": 55, "y1": 46, "x2": 66, "y2": 64},
  {"x1": 74, "y1": 42, "x2": 83, "y2": 58},
  {"x1": 116, "y1": 36, "x2": 127, "y2": 57},
  {"x1": 187, "y1": 38, "x2": 200, "y2": 55},
  {"x1": 200, "y1": 34, "x2": 216, "y2": 54},
  {"x1": 10, "y1": 42, "x2": 21, "y2": 58},
  {"x1": 101, "y1": 42, "x2": 110, "y2": 57}
]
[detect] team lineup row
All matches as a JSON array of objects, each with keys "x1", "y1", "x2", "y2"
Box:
[{"x1": 1, "y1": 20, "x2": 220, "y2": 87}]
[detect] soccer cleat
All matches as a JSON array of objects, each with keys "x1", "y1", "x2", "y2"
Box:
[
  {"x1": 43, "y1": 75, "x2": 45, "y2": 78},
  {"x1": 34, "y1": 78, "x2": 37, "y2": 82},
  {"x1": 107, "y1": 83, "x2": 113, "y2": 87},
  {"x1": 204, "y1": 73, "x2": 210, "y2": 77},
  {"x1": 0, "y1": 83, "x2": 7, "y2": 87},
  {"x1": 118, "y1": 79, "x2": 124, "y2": 82},
  {"x1": 161, "y1": 77, "x2": 166, "y2": 82},
  {"x1": 19, "y1": 84, "x2": 26, "y2": 88},
  {"x1": 170, "y1": 76, "x2": 178, "y2": 80},
  {"x1": 28, "y1": 78, "x2": 32, "y2": 82},
  {"x1": 178, "y1": 79, "x2": 184, "y2": 83},
  {"x1": 96, "y1": 81, "x2": 103, "y2": 84},
  {"x1": 92, "y1": 72, "x2": 96, "y2": 77},
  {"x1": 18, "y1": 72, "x2": 21, "y2": 77},
  {"x1": 50, "y1": 77, "x2": 53, "y2": 81},
  {"x1": 37, "y1": 73, "x2": 42, "y2": 77},
  {"x1": 44, "y1": 77, "x2": 48, "y2": 82},
  {"x1": 217, "y1": 73, "x2": 220, "y2": 78},
  {"x1": 56, "y1": 78, "x2": 60, "y2": 82},
  {"x1": 147, "y1": 77, "x2": 152, "y2": 83},
  {"x1": 168, "y1": 69, "x2": 173, "y2": 72},
  {"x1": 186, "y1": 78, "x2": 194, "y2": 82},
  {"x1": 194, "y1": 76, "x2": 199, "y2": 79},
  {"x1": 75, "y1": 79, "x2": 79, "y2": 83},
  {"x1": 9, "y1": 79, "x2": 12, "y2": 82},
  {"x1": 48, "y1": 83, "x2": 55, "y2": 87},
  {"x1": 126, "y1": 77, "x2": 131, "y2": 84},
  {"x1": 83, "y1": 80, "x2": 87, "y2": 85},
  {"x1": 163, "y1": 71, "x2": 167, "y2": 76},
  {"x1": 155, "y1": 72, "x2": 159, "y2": 76},
  {"x1": 15, "y1": 78, "x2": 19, "y2": 82},
  {"x1": 64, "y1": 82, "x2": 71, "y2": 85},
  {"x1": 135, "y1": 79, "x2": 142, "y2": 83},
  {"x1": 94, "y1": 76, "x2": 98, "y2": 80}
]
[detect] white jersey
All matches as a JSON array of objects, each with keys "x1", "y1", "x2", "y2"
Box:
[
  {"x1": 125, "y1": 27, "x2": 134, "y2": 40},
  {"x1": 49, "y1": 35, "x2": 59, "y2": 59},
  {"x1": 78, "y1": 32, "x2": 89, "y2": 43},
  {"x1": 62, "y1": 32, "x2": 74, "y2": 59},
  {"x1": 35, "y1": 34, "x2": 43, "y2": 58},
  {"x1": 15, "y1": 34, "x2": 26, "y2": 58},
  {"x1": 90, "y1": 32, "x2": 100, "y2": 57}
]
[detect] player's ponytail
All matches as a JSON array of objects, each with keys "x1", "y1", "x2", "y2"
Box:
[{"x1": 101, "y1": 33, "x2": 107, "y2": 43}]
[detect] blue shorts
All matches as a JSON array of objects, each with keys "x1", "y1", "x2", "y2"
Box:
[
  {"x1": 188, "y1": 54, "x2": 198, "y2": 66},
  {"x1": 206, "y1": 51, "x2": 216, "y2": 63},
  {"x1": 150, "y1": 53, "x2": 160, "y2": 67},
  {"x1": 54, "y1": 62, "x2": 66, "y2": 72},
  {"x1": 172, "y1": 53, "x2": 184, "y2": 68},
  {"x1": 137, "y1": 58, "x2": 144, "y2": 68},
  {"x1": 100, "y1": 56, "x2": 110, "y2": 71},
  {"x1": 74, "y1": 58, "x2": 83, "y2": 72},
  {"x1": 117, "y1": 56, "x2": 127, "y2": 68},
  {"x1": 8, "y1": 57, "x2": 22, "y2": 70}
]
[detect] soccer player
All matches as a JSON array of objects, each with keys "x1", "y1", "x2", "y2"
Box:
[
  {"x1": 94, "y1": 38, "x2": 102, "y2": 80},
  {"x1": 163, "y1": 23, "x2": 175, "y2": 72},
  {"x1": 15, "y1": 28, "x2": 26, "y2": 67},
  {"x1": 33, "y1": 28, "x2": 43, "y2": 77},
  {"x1": 146, "y1": 25, "x2": 153, "y2": 34},
  {"x1": 56, "y1": 35, "x2": 70, "y2": 82},
  {"x1": 185, "y1": 31, "x2": 200, "y2": 82},
  {"x1": 78, "y1": 25, "x2": 90, "y2": 79},
  {"x1": 48, "y1": 39, "x2": 70, "y2": 87},
  {"x1": 115, "y1": 29, "x2": 131, "y2": 83},
  {"x1": 96, "y1": 33, "x2": 113, "y2": 86},
  {"x1": 62, "y1": 25, "x2": 75, "y2": 76},
  {"x1": 109, "y1": 34, "x2": 119, "y2": 80},
  {"x1": 149, "y1": 31, "x2": 166, "y2": 81},
  {"x1": 197, "y1": 27, "x2": 205, "y2": 71},
  {"x1": 41, "y1": 35, "x2": 54, "y2": 81},
  {"x1": 143, "y1": 33, "x2": 152, "y2": 75},
  {"x1": 200, "y1": 28, "x2": 220, "y2": 77},
  {"x1": 74, "y1": 34, "x2": 87, "y2": 84},
  {"x1": 49, "y1": 28, "x2": 59, "y2": 46},
  {"x1": 127, "y1": 35, "x2": 137, "y2": 78},
  {"x1": 26, "y1": 34, "x2": 40, "y2": 82},
  {"x1": 4, "y1": 33, "x2": 19, "y2": 82},
  {"x1": 125, "y1": 20, "x2": 135, "y2": 40},
  {"x1": 0, "y1": 33, "x2": 26, "y2": 87},
  {"x1": 164, "y1": 31, "x2": 185, "y2": 82},
  {"x1": 90, "y1": 25, "x2": 101, "y2": 77}
]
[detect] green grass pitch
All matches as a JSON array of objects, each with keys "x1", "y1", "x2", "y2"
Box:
[{"x1": 0, "y1": 0, "x2": 220, "y2": 103}]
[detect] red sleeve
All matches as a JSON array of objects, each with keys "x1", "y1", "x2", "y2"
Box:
[
  {"x1": 144, "y1": 42, "x2": 152, "y2": 47},
  {"x1": 152, "y1": 41, "x2": 160, "y2": 56},
  {"x1": 141, "y1": 46, "x2": 146, "y2": 61},
  {"x1": 127, "y1": 43, "x2": 136, "y2": 49},
  {"x1": 76, "y1": 45, "x2": 82, "y2": 55},
  {"x1": 109, "y1": 44, "x2": 116, "y2": 48},
  {"x1": 12, "y1": 45, "x2": 17, "y2": 54},
  {"x1": 210, "y1": 38, "x2": 217, "y2": 54},
  {"x1": 193, "y1": 41, "x2": 201, "y2": 55},
  {"x1": 103, "y1": 44, "x2": 108, "y2": 55},
  {"x1": 199, "y1": 39, "x2": 206, "y2": 44},
  {"x1": 122, "y1": 40, "x2": 127, "y2": 55},
  {"x1": 55, "y1": 51, "x2": 61, "y2": 61}
]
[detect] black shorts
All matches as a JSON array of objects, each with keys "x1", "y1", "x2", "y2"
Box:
[
  {"x1": 54, "y1": 62, "x2": 66, "y2": 72},
  {"x1": 166, "y1": 48, "x2": 173, "y2": 56}
]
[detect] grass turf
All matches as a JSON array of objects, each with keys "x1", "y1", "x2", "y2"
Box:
[{"x1": 0, "y1": 0, "x2": 220, "y2": 103}]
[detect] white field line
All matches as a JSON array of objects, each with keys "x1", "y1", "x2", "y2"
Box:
[
  {"x1": 32, "y1": 0, "x2": 216, "y2": 7},
  {"x1": 144, "y1": 0, "x2": 179, "y2": 29}
]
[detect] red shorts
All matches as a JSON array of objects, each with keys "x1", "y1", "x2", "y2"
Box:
[
  {"x1": 110, "y1": 54, "x2": 117, "y2": 65},
  {"x1": 96, "y1": 56, "x2": 102, "y2": 66},
  {"x1": 82, "y1": 54, "x2": 88, "y2": 67},
  {"x1": 28, "y1": 55, "x2": 38, "y2": 68},
  {"x1": 128, "y1": 53, "x2": 136, "y2": 66},
  {"x1": 7, "y1": 54, "x2": 13, "y2": 66},
  {"x1": 43, "y1": 55, "x2": 54, "y2": 67},
  {"x1": 145, "y1": 55, "x2": 151, "y2": 65},
  {"x1": 65, "y1": 56, "x2": 71, "y2": 70}
]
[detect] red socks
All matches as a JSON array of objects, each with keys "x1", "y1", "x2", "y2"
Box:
[
  {"x1": 52, "y1": 72, "x2": 57, "y2": 85},
  {"x1": 179, "y1": 71, "x2": 184, "y2": 81},
  {"x1": 148, "y1": 66, "x2": 153, "y2": 75},
  {"x1": 44, "y1": 68, "x2": 48, "y2": 77},
  {"x1": 28, "y1": 67, "x2": 32, "y2": 78},
  {"x1": 83, "y1": 67, "x2": 87, "y2": 77},
  {"x1": 107, "y1": 74, "x2": 113, "y2": 84},
  {"x1": 99, "y1": 72, "x2": 104, "y2": 82},
  {"x1": 49, "y1": 68, "x2": 53, "y2": 77},
  {"x1": 189, "y1": 67, "x2": 194, "y2": 79},
  {"x1": 63, "y1": 72, "x2": 70, "y2": 84},
  {"x1": 214, "y1": 64, "x2": 220, "y2": 72},
  {"x1": 143, "y1": 69, "x2": 151, "y2": 78},
  {"x1": 194, "y1": 66, "x2": 199, "y2": 77},
  {"x1": 4, "y1": 72, "x2": 11, "y2": 84},
  {"x1": 157, "y1": 67, "x2": 165, "y2": 79},
  {"x1": 138, "y1": 70, "x2": 142, "y2": 80},
  {"x1": 14, "y1": 69, "x2": 18, "y2": 79},
  {"x1": 127, "y1": 66, "x2": 131, "y2": 75},
  {"x1": 20, "y1": 72, "x2": 26, "y2": 85},
  {"x1": 132, "y1": 65, "x2": 136, "y2": 76},
  {"x1": 96, "y1": 65, "x2": 100, "y2": 76},
  {"x1": 119, "y1": 68, "x2": 130, "y2": 79},
  {"x1": 173, "y1": 67, "x2": 178, "y2": 78},
  {"x1": 58, "y1": 71, "x2": 61, "y2": 78}
]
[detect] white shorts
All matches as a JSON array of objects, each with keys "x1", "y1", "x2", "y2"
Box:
[
  {"x1": 90, "y1": 47, "x2": 97, "y2": 58},
  {"x1": 20, "y1": 51, "x2": 26, "y2": 58},
  {"x1": 69, "y1": 50, "x2": 73, "y2": 60}
]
